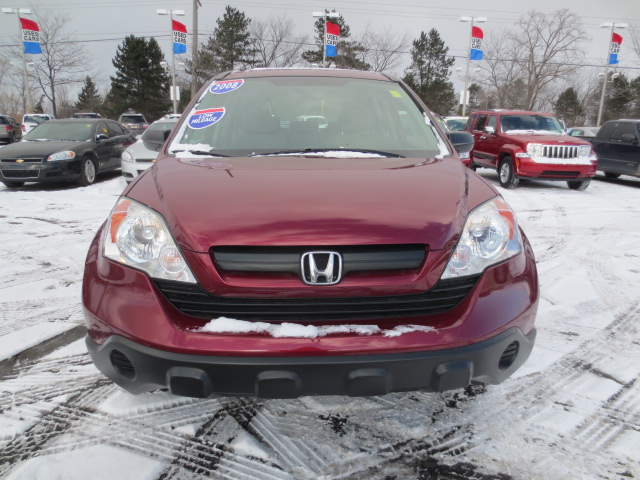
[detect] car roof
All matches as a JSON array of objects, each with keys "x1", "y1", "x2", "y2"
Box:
[
  {"x1": 218, "y1": 67, "x2": 394, "y2": 82},
  {"x1": 471, "y1": 110, "x2": 556, "y2": 116},
  {"x1": 49, "y1": 118, "x2": 111, "y2": 123}
]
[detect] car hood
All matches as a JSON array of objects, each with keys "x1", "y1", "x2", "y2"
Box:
[
  {"x1": 126, "y1": 155, "x2": 497, "y2": 252},
  {"x1": 125, "y1": 139, "x2": 160, "y2": 161},
  {"x1": 0, "y1": 140, "x2": 88, "y2": 157},
  {"x1": 503, "y1": 133, "x2": 591, "y2": 145}
]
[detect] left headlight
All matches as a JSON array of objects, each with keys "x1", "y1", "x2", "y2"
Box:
[
  {"x1": 47, "y1": 150, "x2": 76, "y2": 162},
  {"x1": 441, "y1": 196, "x2": 522, "y2": 279},
  {"x1": 102, "y1": 197, "x2": 196, "y2": 283},
  {"x1": 121, "y1": 150, "x2": 134, "y2": 163}
]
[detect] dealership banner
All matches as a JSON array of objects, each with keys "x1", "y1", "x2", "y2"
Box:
[
  {"x1": 173, "y1": 20, "x2": 187, "y2": 54},
  {"x1": 20, "y1": 17, "x2": 41, "y2": 54},
  {"x1": 609, "y1": 33, "x2": 622, "y2": 65},
  {"x1": 325, "y1": 22, "x2": 339, "y2": 57},
  {"x1": 470, "y1": 26, "x2": 483, "y2": 60}
]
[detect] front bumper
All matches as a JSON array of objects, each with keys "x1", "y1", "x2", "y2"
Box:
[
  {"x1": 515, "y1": 157, "x2": 596, "y2": 180},
  {"x1": 0, "y1": 160, "x2": 80, "y2": 183},
  {"x1": 86, "y1": 326, "x2": 536, "y2": 398}
]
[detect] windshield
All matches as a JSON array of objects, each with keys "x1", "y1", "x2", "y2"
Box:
[
  {"x1": 23, "y1": 122, "x2": 94, "y2": 141},
  {"x1": 170, "y1": 75, "x2": 448, "y2": 158},
  {"x1": 501, "y1": 114, "x2": 563, "y2": 134},
  {"x1": 24, "y1": 115, "x2": 49, "y2": 124},
  {"x1": 141, "y1": 120, "x2": 177, "y2": 140},
  {"x1": 121, "y1": 115, "x2": 146, "y2": 124}
]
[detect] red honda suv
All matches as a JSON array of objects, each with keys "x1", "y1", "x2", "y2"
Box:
[{"x1": 82, "y1": 69, "x2": 539, "y2": 399}]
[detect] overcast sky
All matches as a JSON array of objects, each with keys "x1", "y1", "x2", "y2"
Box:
[{"x1": 1, "y1": 0, "x2": 639, "y2": 98}]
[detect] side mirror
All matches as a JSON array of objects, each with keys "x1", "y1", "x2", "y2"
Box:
[
  {"x1": 620, "y1": 133, "x2": 638, "y2": 144},
  {"x1": 484, "y1": 126, "x2": 495, "y2": 135},
  {"x1": 447, "y1": 131, "x2": 474, "y2": 154},
  {"x1": 96, "y1": 133, "x2": 109, "y2": 141},
  {"x1": 142, "y1": 129, "x2": 171, "y2": 149}
]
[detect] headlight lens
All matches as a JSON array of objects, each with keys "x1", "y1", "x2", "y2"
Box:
[
  {"x1": 526, "y1": 143, "x2": 543, "y2": 157},
  {"x1": 442, "y1": 197, "x2": 522, "y2": 279},
  {"x1": 122, "y1": 150, "x2": 134, "y2": 163},
  {"x1": 578, "y1": 145, "x2": 591, "y2": 157},
  {"x1": 102, "y1": 198, "x2": 196, "y2": 283},
  {"x1": 47, "y1": 150, "x2": 76, "y2": 161}
]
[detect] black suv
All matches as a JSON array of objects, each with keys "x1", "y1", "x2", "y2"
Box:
[
  {"x1": 0, "y1": 114, "x2": 22, "y2": 144},
  {"x1": 592, "y1": 119, "x2": 640, "y2": 179}
]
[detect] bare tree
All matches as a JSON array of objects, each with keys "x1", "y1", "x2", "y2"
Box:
[
  {"x1": 357, "y1": 24, "x2": 409, "y2": 73},
  {"x1": 29, "y1": 10, "x2": 90, "y2": 117},
  {"x1": 629, "y1": 23, "x2": 640, "y2": 65},
  {"x1": 478, "y1": 33, "x2": 528, "y2": 108},
  {"x1": 250, "y1": 15, "x2": 307, "y2": 67},
  {"x1": 510, "y1": 10, "x2": 588, "y2": 110}
]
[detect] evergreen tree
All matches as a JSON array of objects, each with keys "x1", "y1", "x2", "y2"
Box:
[
  {"x1": 75, "y1": 76, "x2": 103, "y2": 114},
  {"x1": 107, "y1": 35, "x2": 170, "y2": 121},
  {"x1": 302, "y1": 15, "x2": 369, "y2": 70},
  {"x1": 629, "y1": 76, "x2": 640, "y2": 119},
  {"x1": 402, "y1": 29, "x2": 456, "y2": 114},
  {"x1": 554, "y1": 88, "x2": 584, "y2": 127},
  {"x1": 193, "y1": 6, "x2": 256, "y2": 82},
  {"x1": 606, "y1": 74, "x2": 632, "y2": 121}
]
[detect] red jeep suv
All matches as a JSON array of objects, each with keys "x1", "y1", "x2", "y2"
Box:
[
  {"x1": 82, "y1": 69, "x2": 538, "y2": 399},
  {"x1": 466, "y1": 110, "x2": 597, "y2": 190}
]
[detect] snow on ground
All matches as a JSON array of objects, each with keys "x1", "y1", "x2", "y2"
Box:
[{"x1": 0, "y1": 170, "x2": 639, "y2": 479}]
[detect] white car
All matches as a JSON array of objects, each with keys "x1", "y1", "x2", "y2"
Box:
[
  {"x1": 21, "y1": 113, "x2": 53, "y2": 134},
  {"x1": 121, "y1": 117, "x2": 178, "y2": 183}
]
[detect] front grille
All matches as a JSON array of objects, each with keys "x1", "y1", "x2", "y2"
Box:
[
  {"x1": 2, "y1": 170, "x2": 39, "y2": 179},
  {"x1": 153, "y1": 275, "x2": 480, "y2": 322},
  {"x1": 0, "y1": 157, "x2": 44, "y2": 163},
  {"x1": 213, "y1": 245, "x2": 426, "y2": 274},
  {"x1": 541, "y1": 145, "x2": 580, "y2": 159}
]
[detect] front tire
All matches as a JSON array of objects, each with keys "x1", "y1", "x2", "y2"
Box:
[
  {"x1": 498, "y1": 156, "x2": 519, "y2": 189},
  {"x1": 567, "y1": 179, "x2": 590, "y2": 191},
  {"x1": 77, "y1": 156, "x2": 97, "y2": 186}
]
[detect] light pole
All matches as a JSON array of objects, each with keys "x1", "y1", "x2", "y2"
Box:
[
  {"x1": 459, "y1": 16, "x2": 486, "y2": 116},
  {"x1": 312, "y1": 9, "x2": 339, "y2": 68},
  {"x1": 596, "y1": 22, "x2": 628, "y2": 127},
  {"x1": 157, "y1": 8, "x2": 185, "y2": 114},
  {"x1": 2, "y1": 7, "x2": 34, "y2": 113}
]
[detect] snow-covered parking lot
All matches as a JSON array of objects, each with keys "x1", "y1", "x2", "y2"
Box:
[{"x1": 1, "y1": 170, "x2": 639, "y2": 480}]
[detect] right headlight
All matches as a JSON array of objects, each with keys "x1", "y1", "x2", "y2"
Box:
[
  {"x1": 526, "y1": 143, "x2": 543, "y2": 157},
  {"x1": 102, "y1": 197, "x2": 196, "y2": 283},
  {"x1": 442, "y1": 196, "x2": 522, "y2": 279},
  {"x1": 121, "y1": 150, "x2": 134, "y2": 163}
]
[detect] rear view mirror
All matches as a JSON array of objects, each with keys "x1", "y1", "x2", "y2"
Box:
[
  {"x1": 620, "y1": 133, "x2": 638, "y2": 144},
  {"x1": 447, "y1": 131, "x2": 474, "y2": 154}
]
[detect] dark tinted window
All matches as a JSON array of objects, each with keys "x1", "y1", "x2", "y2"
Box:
[
  {"x1": 475, "y1": 114, "x2": 488, "y2": 131},
  {"x1": 0, "y1": 116, "x2": 7, "y2": 125},
  {"x1": 596, "y1": 122, "x2": 614, "y2": 140},
  {"x1": 610, "y1": 122, "x2": 637, "y2": 141},
  {"x1": 108, "y1": 122, "x2": 126, "y2": 136},
  {"x1": 120, "y1": 115, "x2": 146, "y2": 123}
]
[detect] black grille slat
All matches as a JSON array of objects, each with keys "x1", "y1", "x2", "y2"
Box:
[{"x1": 153, "y1": 275, "x2": 479, "y2": 322}]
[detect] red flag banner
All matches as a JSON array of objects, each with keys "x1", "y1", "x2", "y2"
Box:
[{"x1": 325, "y1": 22, "x2": 340, "y2": 57}]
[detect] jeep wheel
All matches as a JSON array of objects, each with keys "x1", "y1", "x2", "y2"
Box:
[
  {"x1": 498, "y1": 156, "x2": 519, "y2": 189},
  {"x1": 2, "y1": 180, "x2": 25, "y2": 188},
  {"x1": 604, "y1": 172, "x2": 620, "y2": 179},
  {"x1": 77, "y1": 156, "x2": 97, "y2": 186},
  {"x1": 567, "y1": 179, "x2": 590, "y2": 191}
]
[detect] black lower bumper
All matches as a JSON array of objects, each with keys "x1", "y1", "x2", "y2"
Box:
[{"x1": 86, "y1": 327, "x2": 536, "y2": 399}]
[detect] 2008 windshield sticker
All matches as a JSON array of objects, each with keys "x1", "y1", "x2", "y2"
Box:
[
  {"x1": 210, "y1": 79, "x2": 244, "y2": 94},
  {"x1": 188, "y1": 108, "x2": 225, "y2": 129}
]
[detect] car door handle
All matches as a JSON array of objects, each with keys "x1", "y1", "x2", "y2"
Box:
[{"x1": 480, "y1": 136, "x2": 487, "y2": 140}]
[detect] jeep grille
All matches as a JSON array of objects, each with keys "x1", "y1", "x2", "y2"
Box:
[{"x1": 542, "y1": 145, "x2": 580, "y2": 159}]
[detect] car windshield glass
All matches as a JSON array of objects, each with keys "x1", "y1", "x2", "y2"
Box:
[
  {"x1": 23, "y1": 122, "x2": 93, "y2": 141},
  {"x1": 170, "y1": 75, "x2": 448, "y2": 158},
  {"x1": 24, "y1": 115, "x2": 49, "y2": 124},
  {"x1": 121, "y1": 115, "x2": 145, "y2": 123},
  {"x1": 501, "y1": 115, "x2": 563, "y2": 135},
  {"x1": 445, "y1": 118, "x2": 467, "y2": 131}
]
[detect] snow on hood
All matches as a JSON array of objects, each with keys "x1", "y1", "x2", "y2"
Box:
[{"x1": 195, "y1": 316, "x2": 437, "y2": 338}]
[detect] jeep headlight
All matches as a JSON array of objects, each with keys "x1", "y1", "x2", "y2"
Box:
[
  {"x1": 102, "y1": 197, "x2": 196, "y2": 283},
  {"x1": 47, "y1": 150, "x2": 76, "y2": 162},
  {"x1": 578, "y1": 145, "x2": 591, "y2": 157},
  {"x1": 442, "y1": 197, "x2": 522, "y2": 279},
  {"x1": 526, "y1": 143, "x2": 543, "y2": 157}
]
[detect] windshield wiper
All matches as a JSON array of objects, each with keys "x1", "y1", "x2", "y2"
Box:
[
  {"x1": 170, "y1": 149, "x2": 228, "y2": 157},
  {"x1": 250, "y1": 148, "x2": 404, "y2": 158}
]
